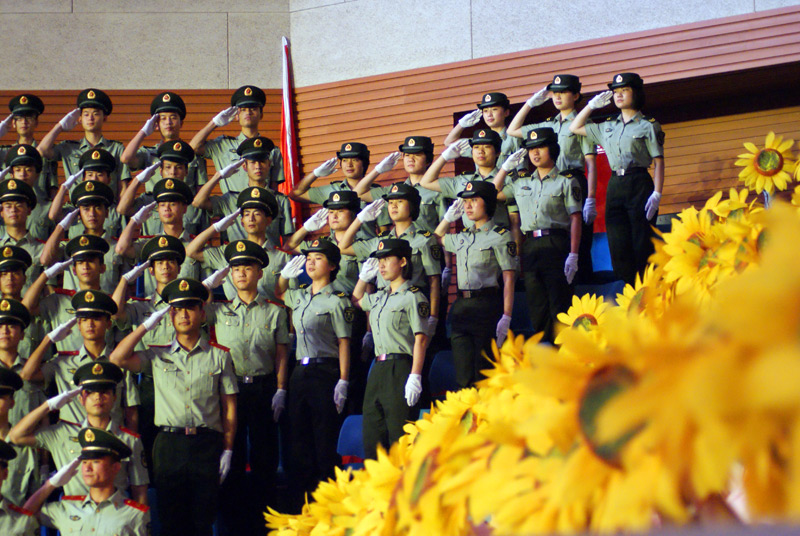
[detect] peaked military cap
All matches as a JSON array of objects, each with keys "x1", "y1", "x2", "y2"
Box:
[
  {"x1": 301, "y1": 238, "x2": 340, "y2": 268},
  {"x1": 9, "y1": 94, "x2": 44, "y2": 116},
  {"x1": 0, "y1": 245, "x2": 32, "y2": 273},
  {"x1": 322, "y1": 190, "x2": 360, "y2": 211},
  {"x1": 370, "y1": 237, "x2": 412, "y2": 259},
  {"x1": 236, "y1": 136, "x2": 275, "y2": 160},
  {"x1": 0, "y1": 368, "x2": 23, "y2": 396},
  {"x1": 231, "y1": 85, "x2": 266, "y2": 108},
  {"x1": 150, "y1": 91, "x2": 186, "y2": 120},
  {"x1": 237, "y1": 186, "x2": 278, "y2": 218},
  {"x1": 4, "y1": 144, "x2": 43, "y2": 173},
  {"x1": 79, "y1": 427, "x2": 132, "y2": 460},
  {"x1": 77, "y1": 88, "x2": 113, "y2": 115},
  {"x1": 608, "y1": 72, "x2": 644, "y2": 90},
  {"x1": 0, "y1": 298, "x2": 31, "y2": 328},
  {"x1": 469, "y1": 128, "x2": 502, "y2": 151},
  {"x1": 140, "y1": 234, "x2": 186, "y2": 264},
  {"x1": 523, "y1": 127, "x2": 558, "y2": 149},
  {"x1": 0, "y1": 178, "x2": 36, "y2": 208},
  {"x1": 70, "y1": 180, "x2": 114, "y2": 207},
  {"x1": 547, "y1": 74, "x2": 582, "y2": 93},
  {"x1": 152, "y1": 177, "x2": 193, "y2": 205},
  {"x1": 162, "y1": 277, "x2": 208, "y2": 306},
  {"x1": 336, "y1": 142, "x2": 369, "y2": 160},
  {"x1": 477, "y1": 92, "x2": 510, "y2": 109},
  {"x1": 65, "y1": 234, "x2": 110, "y2": 261},
  {"x1": 78, "y1": 148, "x2": 117, "y2": 174},
  {"x1": 71, "y1": 289, "x2": 117, "y2": 317},
  {"x1": 398, "y1": 136, "x2": 433, "y2": 154},
  {"x1": 73, "y1": 361, "x2": 124, "y2": 391},
  {"x1": 156, "y1": 139, "x2": 194, "y2": 165},
  {"x1": 224, "y1": 240, "x2": 269, "y2": 268}
]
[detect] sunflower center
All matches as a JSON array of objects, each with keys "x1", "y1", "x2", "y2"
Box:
[
  {"x1": 755, "y1": 148, "x2": 784, "y2": 177},
  {"x1": 572, "y1": 314, "x2": 598, "y2": 330}
]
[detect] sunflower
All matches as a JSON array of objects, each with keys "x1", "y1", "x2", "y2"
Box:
[
  {"x1": 615, "y1": 264, "x2": 669, "y2": 317},
  {"x1": 735, "y1": 131, "x2": 796, "y2": 195},
  {"x1": 555, "y1": 294, "x2": 610, "y2": 344}
]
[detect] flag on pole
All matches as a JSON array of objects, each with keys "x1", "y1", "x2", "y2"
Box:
[{"x1": 279, "y1": 36, "x2": 301, "y2": 228}]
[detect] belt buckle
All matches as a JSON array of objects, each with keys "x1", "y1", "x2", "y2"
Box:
[
  {"x1": 377, "y1": 354, "x2": 386, "y2": 362},
  {"x1": 301, "y1": 357, "x2": 310, "y2": 365},
  {"x1": 617, "y1": 168, "x2": 626, "y2": 176},
  {"x1": 243, "y1": 375, "x2": 254, "y2": 384},
  {"x1": 184, "y1": 427, "x2": 197, "y2": 435},
  {"x1": 532, "y1": 230, "x2": 543, "y2": 238},
  {"x1": 462, "y1": 290, "x2": 472, "y2": 298}
]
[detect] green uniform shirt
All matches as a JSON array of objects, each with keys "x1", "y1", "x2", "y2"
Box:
[
  {"x1": 584, "y1": 112, "x2": 664, "y2": 171},
  {"x1": 497, "y1": 127, "x2": 523, "y2": 169},
  {"x1": 203, "y1": 239, "x2": 291, "y2": 302},
  {"x1": 0, "y1": 230, "x2": 44, "y2": 295},
  {"x1": 1, "y1": 356, "x2": 46, "y2": 426},
  {"x1": 129, "y1": 193, "x2": 207, "y2": 237},
  {"x1": 38, "y1": 489, "x2": 149, "y2": 535},
  {"x1": 321, "y1": 233, "x2": 359, "y2": 295},
  {"x1": 503, "y1": 167, "x2": 582, "y2": 232},
  {"x1": 209, "y1": 189, "x2": 295, "y2": 245},
  {"x1": 370, "y1": 179, "x2": 446, "y2": 233},
  {"x1": 131, "y1": 231, "x2": 201, "y2": 297},
  {"x1": 134, "y1": 143, "x2": 208, "y2": 192},
  {"x1": 122, "y1": 294, "x2": 172, "y2": 353},
  {"x1": 207, "y1": 295, "x2": 289, "y2": 377},
  {"x1": 38, "y1": 290, "x2": 117, "y2": 353},
  {"x1": 59, "y1": 233, "x2": 126, "y2": 295},
  {"x1": 307, "y1": 181, "x2": 376, "y2": 240},
  {"x1": 284, "y1": 284, "x2": 352, "y2": 359},
  {"x1": 34, "y1": 419, "x2": 149, "y2": 497},
  {"x1": 443, "y1": 222, "x2": 518, "y2": 289},
  {"x1": 0, "y1": 139, "x2": 58, "y2": 201},
  {"x1": 0, "y1": 433, "x2": 38, "y2": 507},
  {"x1": 352, "y1": 224, "x2": 442, "y2": 291},
  {"x1": 361, "y1": 280, "x2": 429, "y2": 355},
  {"x1": 437, "y1": 168, "x2": 511, "y2": 228},
  {"x1": 138, "y1": 336, "x2": 238, "y2": 433},
  {"x1": 204, "y1": 132, "x2": 284, "y2": 192},
  {"x1": 522, "y1": 112, "x2": 596, "y2": 171},
  {"x1": 40, "y1": 345, "x2": 140, "y2": 425},
  {"x1": 51, "y1": 136, "x2": 131, "y2": 197},
  {"x1": 63, "y1": 205, "x2": 124, "y2": 240},
  {"x1": 0, "y1": 497, "x2": 38, "y2": 536}
]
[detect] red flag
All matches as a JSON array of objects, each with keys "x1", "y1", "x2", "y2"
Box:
[{"x1": 279, "y1": 36, "x2": 301, "y2": 227}]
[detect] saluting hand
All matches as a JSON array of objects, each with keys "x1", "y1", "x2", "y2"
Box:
[
  {"x1": 44, "y1": 258, "x2": 75, "y2": 280},
  {"x1": 131, "y1": 201, "x2": 157, "y2": 225},
  {"x1": 0, "y1": 115, "x2": 13, "y2": 138},
  {"x1": 63, "y1": 168, "x2": 84, "y2": 190},
  {"x1": 219, "y1": 158, "x2": 245, "y2": 179},
  {"x1": 212, "y1": 106, "x2": 238, "y2": 127},
  {"x1": 59, "y1": 109, "x2": 81, "y2": 131},
  {"x1": 442, "y1": 139, "x2": 470, "y2": 162},
  {"x1": 303, "y1": 208, "x2": 329, "y2": 233},
  {"x1": 49, "y1": 457, "x2": 81, "y2": 487},
  {"x1": 135, "y1": 161, "x2": 160, "y2": 184},
  {"x1": 458, "y1": 109, "x2": 482, "y2": 129},
  {"x1": 46, "y1": 386, "x2": 82, "y2": 411},
  {"x1": 48, "y1": 317, "x2": 77, "y2": 343},
  {"x1": 526, "y1": 86, "x2": 550, "y2": 108},
  {"x1": 374, "y1": 152, "x2": 402, "y2": 174},
  {"x1": 313, "y1": 157, "x2": 338, "y2": 178},
  {"x1": 213, "y1": 208, "x2": 242, "y2": 233},
  {"x1": 588, "y1": 91, "x2": 613, "y2": 110},
  {"x1": 280, "y1": 255, "x2": 305, "y2": 280},
  {"x1": 357, "y1": 199, "x2": 385, "y2": 223},
  {"x1": 140, "y1": 114, "x2": 160, "y2": 137},
  {"x1": 123, "y1": 261, "x2": 151, "y2": 283},
  {"x1": 502, "y1": 148, "x2": 528, "y2": 172}
]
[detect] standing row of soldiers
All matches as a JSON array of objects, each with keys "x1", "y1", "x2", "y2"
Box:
[{"x1": 0, "y1": 70, "x2": 664, "y2": 535}]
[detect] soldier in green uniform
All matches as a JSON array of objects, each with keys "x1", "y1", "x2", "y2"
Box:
[
  {"x1": 0, "y1": 179, "x2": 44, "y2": 289},
  {"x1": 193, "y1": 135, "x2": 295, "y2": 244},
  {"x1": 24, "y1": 427, "x2": 150, "y2": 536},
  {"x1": 187, "y1": 186, "x2": 292, "y2": 302},
  {"x1": 509, "y1": 74, "x2": 598, "y2": 283},
  {"x1": 0, "y1": 248, "x2": 46, "y2": 366},
  {"x1": 0, "y1": 297, "x2": 44, "y2": 425},
  {"x1": 570, "y1": 72, "x2": 666, "y2": 284},
  {"x1": 38, "y1": 88, "x2": 131, "y2": 197},
  {"x1": 0, "y1": 367, "x2": 39, "y2": 508},
  {"x1": 352, "y1": 238, "x2": 429, "y2": 458},
  {"x1": 276, "y1": 239, "x2": 352, "y2": 512},
  {"x1": 494, "y1": 128, "x2": 583, "y2": 342},
  {"x1": 0, "y1": 438, "x2": 38, "y2": 536},
  {"x1": 2, "y1": 145, "x2": 55, "y2": 241},
  {"x1": 191, "y1": 85, "x2": 284, "y2": 193},
  {"x1": 434, "y1": 181, "x2": 517, "y2": 387},
  {"x1": 111, "y1": 277, "x2": 238, "y2": 536},
  {"x1": 9, "y1": 361, "x2": 148, "y2": 503},
  {"x1": 207, "y1": 239, "x2": 289, "y2": 533}
]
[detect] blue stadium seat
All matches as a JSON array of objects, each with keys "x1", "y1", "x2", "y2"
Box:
[
  {"x1": 337, "y1": 415, "x2": 365, "y2": 470},
  {"x1": 591, "y1": 232, "x2": 613, "y2": 273},
  {"x1": 429, "y1": 350, "x2": 458, "y2": 400}
]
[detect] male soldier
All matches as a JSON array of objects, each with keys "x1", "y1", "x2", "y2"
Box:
[
  {"x1": 24, "y1": 427, "x2": 150, "y2": 535},
  {"x1": 0, "y1": 179, "x2": 44, "y2": 288},
  {"x1": 0, "y1": 297, "x2": 43, "y2": 423},
  {"x1": 191, "y1": 85, "x2": 283, "y2": 193},
  {"x1": 0, "y1": 438, "x2": 38, "y2": 536},
  {"x1": 37, "y1": 88, "x2": 130, "y2": 196},
  {"x1": 111, "y1": 278, "x2": 238, "y2": 536},
  {"x1": 2, "y1": 145, "x2": 55, "y2": 241},
  {"x1": 0, "y1": 367, "x2": 39, "y2": 508},
  {"x1": 9, "y1": 361, "x2": 148, "y2": 503}
]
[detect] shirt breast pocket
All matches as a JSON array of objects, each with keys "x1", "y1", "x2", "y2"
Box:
[
  {"x1": 390, "y1": 308, "x2": 409, "y2": 334},
  {"x1": 313, "y1": 311, "x2": 332, "y2": 332},
  {"x1": 202, "y1": 367, "x2": 221, "y2": 396},
  {"x1": 160, "y1": 364, "x2": 181, "y2": 390},
  {"x1": 222, "y1": 316, "x2": 240, "y2": 328},
  {"x1": 543, "y1": 192, "x2": 566, "y2": 221}
]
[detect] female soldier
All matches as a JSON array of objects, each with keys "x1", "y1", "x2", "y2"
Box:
[
  {"x1": 352, "y1": 238, "x2": 428, "y2": 459},
  {"x1": 494, "y1": 128, "x2": 582, "y2": 342},
  {"x1": 433, "y1": 181, "x2": 517, "y2": 388},
  {"x1": 275, "y1": 240, "x2": 352, "y2": 512},
  {"x1": 569, "y1": 72, "x2": 665, "y2": 284}
]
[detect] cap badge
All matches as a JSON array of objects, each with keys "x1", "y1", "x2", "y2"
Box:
[
  {"x1": 85, "y1": 429, "x2": 95, "y2": 442},
  {"x1": 615, "y1": 74, "x2": 623, "y2": 83},
  {"x1": 19, "y1": 96, "x2": 28, "y2": 105},
  {"x1": 333, "y1": 193, "x2": 340, "y2": 202},
  {"x1": 7, "y1": 180, "x2": 16, "y2": 190},
  {"x1": 163, "y1": 93, "x2": 171, "y2": 102},
  {"x1": 158, "y1": 237, "x2": 168, "y2": 248},
  {"x1": 554, "y1": 76, "x2": 561, "y2": 84},
  {"x1": 466, "y1": 182, "x2": 473, "y2": 191},
  {"x1": 530, "y1": 131, "x2": 538, "y2": 140},
  {"x1": 478, "y1": 130, "x2": 486, "y2": 137},
  {"x1": 251, "y1": 188, "x2": 260, "y2": 198},
  {"x1": 311, "y1": 240, "x2": 319, "y2": 247},
  {"x1": 16, "y1": 147, "x2": 25, "y2": 155},
  {"x1": 254, "y1": 139, "x2": 262, "y2": 148},
  {"x1": 408, "y1": 138, "x2": 416, "y2": 147},
  {"x1": 2, "y1": 248, "x2": 11, "y2": 258},
  {"x1": 378, "y1": 241, "x2": 385, "y2": 250},
  {"x1": 85, "y1": 291, "x2": 95, "y2": 303},
  {"x1": 87, "y1": 90, "x2": 96, "y2": 99},
  {"x1": 344, "y1": 144, "x2": 352, "y2": 151},
  {"x1": 244, "y1": 87, "x2": 253, "y2": 97},
  {"x1": 391, "y1": 185, "x2": 399, "y2": 193},
  {"x1": 0, "y1": 300, "x2": 9, "y2": 312},
  {"x1": 236, "y1": 241, "x2": 246, "y2": 252},
  {"x1": 179, "y1": 280, "x2": 189, "y2": 291},
  {"x1": 165, "y1": 179, "x2": 174, "y2": 189},
  {"x1": 484, "y1": 94, "x2": 491, "y2": 102},
  {"x1": 85, "y1": 182, "x2": 95, "y2": 191},
  {"x1": 91, "y1": 150, "x2": 101, "y2": 160},
  {"x1": 173, "y1": 142, "x2": 182, "y2": 151},
  {"x1": 92, "y1": 363, "x2": 103, "y2": 375},
  {"x1": 79, "y1": 236, "x2": 89, "y2": 246}
]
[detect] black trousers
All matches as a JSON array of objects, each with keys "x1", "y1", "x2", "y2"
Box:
[
  {"x1": 605, "y1": 171, "x2": 657, "y2": 285},
  {"x1": 219, "y1": 375, "x2": 279, "y2": 536},
  {"x1": 287, "y1": 360, "x2": 342, "y2": 511},
  {"x1": 449, "y1": 290, "x2": 503, "y2": 388},
  {"x1": 153, "y1": 429, "x2": 223, "y2": 536},
  {"x1": 522, "y1": 232, "x2": 573, "y2": 343},
  {"x1": 571, "y1": 170, "x2": 595, "y2": 284},
  {"x1": 138, "y1": 374, "x2": 156, "y2": 481},
  {"x1": 362, "y1": 357, "x2": 417, "y2": 459}
]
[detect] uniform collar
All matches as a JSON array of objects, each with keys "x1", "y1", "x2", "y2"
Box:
[
  {"x1": 496, "y1": 127, "x2": 507, "y2": 140},
  {"x1": 150, "y1": 292, "x2": 166, "y2": 308},
  {"x1": 170, "y1": 334, "x2": 211, "y2": 355},
  {"x1": 0, "y1": 354, "x2": 25, "y2": 370},
  {"x1": 259, "y1": 237, "x2": 279, "y2": 250},
  {"x1": 394, "y1": 222, "x2": 417, "y2": 239},
  {"x1": 311, "y1": 282, "x2": 334, "y2": 296},
  {"x1": 615, "y1": 111, "x2": 643, "y2": 124},
  {"x1": 236, "y1": 132, "x2": 252, "y2": 144},
  {"x1": 78, "y1": 136, "x2": 111, "y2": 151},
  {"x1": 533, "y1": 166, "x2": 561, "y2": 182},
  {"x1": 232, "y1": 293, "x2": 264, "y2": 310},
  {"x1": 0, "y1": 228, "x2": 33, "y2": 245},
  {"x1": 392, "y1": 280, "x2": 413, "y2": 294},
  {"x1": 468, "y1": 219, "x2": 495, "y2": 234},
  {"x1": 79, "y1": 344, "x2": 110, "y2": 362},
  {"x1": 556, "y1": 110, "x2": 577, "y2": 123},
  {"x1": 81, "y1": 489, "x2": 126, "y2": 509},
  {"x1": 80, "y1": 418, "x2": 119, "y2": 435}
]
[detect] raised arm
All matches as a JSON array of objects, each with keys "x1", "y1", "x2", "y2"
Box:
[
  {"x1": 193, "y1": 159, "x2": 244, "y2": 212},
  {"x1": 291, "y1": 157, "x2": 337, "y2": 202},
  {"x1": 444, "y1": 109, "x2": 481, "y2": 146},
  {"x1": 275, "y1": 255, "x2": 305, "y2": 301},
  {"x1": 508, "y1": 86, "x2": 550, "y2": 138},
  {"x1": 121, "y1": 114, "x2": 159, "y2": 167},
  {"x1": 37, "y1": 108, "x2": 81, "y2": 160},
  {"x1": 110, "y1": 324, "x2": 150, "y2": 373},
  {"x1": 354, "y1": 152, "x2": 402, "y2": 200},
  {"x1": 189, "y1": 106, "x2": 238, "y2": 155},
  {"x1": 570, "y1": 91, "x2": 612, "y2": 137}
]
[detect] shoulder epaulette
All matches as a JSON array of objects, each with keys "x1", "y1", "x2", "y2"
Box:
[
  {"x1": 274, "y1": 246, "x2": 295, "y2": 255},
  {"x1": 562, "y1": 171, "x2": 574, "y2": 178},
  {"x1": 377, "y1": 229, "x2": 391, "y2": 237},
  {"x1": 119, "y1": 426, "x2": 140, "y2": 438},
  {"x1": 299, "y1": 283, "x2": 309, "y2": 289},
  {"x1": 420, "y1": 230, "x2": 432, "y2": 237},
  {"x1": 494, "y1": 226, "x2": 509, "y2": 235},
  {"x1": 57, "y1": 351, "x2": 80, "y2": 356},
  {"x1": 124, "y1": 499, "x2": 150, "y2": 512},
  {"x1": 210, "y1": 341, "x2": 230, "y2": 352},
  {"x1": 409, "y1": 286, "x2": 420, "y2": 293},
  {"x1": 213, "y1": 299, "x2": 232, "y2": 304},
  {"x1": 59, "y1": 419, "x2": 82, "y2": 427},
  {"x1": 265, "y1": 299, "x2": 286, "y2": 308},
  {"x1": 147, "y1": 344, "x2": 171, "y2": 348},
  {"x1": 7, "y1": 503, "x2": 34, "y2": 516},
  {"x1": 605, "y1": 116, "x2": 615, "y2": 122},
  {"x1": 222, "y1": 135, "x2": 236, "y2": 140},
  {"x1": 62, "y1": 495, "x2": 86, "y2": 501},
  {"x1": 129, "y1": 296, "x2": 149, "y2": 302},
  {"x1": 546, "y1": 116, "x2": 554, "y2": 122},
  {"x1": 516, "y1": 170, "x2": 531, "y2": 178},
  {"x1": 54, "y1": 288, "x2": 76, "y2": 296},
  {"x1": 62, "y1": 140, "x2": 79, "y2": 145},
  {"x1": 643, "y1": 115, "x2": 657, "y2": 123},
  {"x1": 335, "y1": 291, "x2": 348, "y2": 298}
]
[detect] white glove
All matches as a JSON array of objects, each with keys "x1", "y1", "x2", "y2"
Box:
[
  {"x1": 131, "y1": 201, "x2": 157, "y2": 225},
  {"x1": 219, "y1": 450, "x2": 233, "y2": 484},
  {"x1": 374, "y1": 152, "x2": 402, "y2": 174},
  {"x1": 46, "y1": 386, "x2": 82, "y2": 411},
  {"x1": 359, "y1": 258, "x2": 379, "y2": 283},
  {"x1": 0, "y1": 115, "x2": 13, "y2": 138},
  {"x1": 44, "y1": 258, "x2": 75, "y2": 280},
  {"x1": 219, "y1": 158, "x2": 245, "y2": 179},
  {"x1": 202, "y1": 266, "x2": 230, "y2": 290},
  {"x1": 564, "y1": 253, "x2": 579, "y2": 285},
  {"x1": 444, "y1": 198, "x2": 465, "y2": 223},
  {"x1": 588, "y1": 91, "x2": 613, "y2": 110},
  {"x1": 212, "y1": 106, "x2": 238, "y2": 127},
  {"x1": 280, "y1": 255, "x2": 305, "y2": 280},
  {"x1": 405, "y1": 373, "x2": 422, "y2": 407},
  {"x1": 59, "y1": 109, "x2": 81, "y2": 131},
  {"x1": 583, "y1": 197, "x2": 597, "y2": 224},
  {"x1": 303, "y1": 208, "x2": 329, "y2": 233},
  {"x1": 458, "y1": 109, "x2": 482, "y2": 128},
  {"x1": 213, "y1": 208, "x2": 242, "y2": 233},
  {"x1": 0, "y1": 167, "x2": 10, "y2": 181},
  {"x1": 526, "y1": 86, "x2": 550, "y2": 108},
  {"x1": 140, "y1": 114, "x2": 159, "y2": 136},
  {"x1": 135, "y1": 161, "x2": 160, "y2": 184},
  {"x1": 645, "y1": 191, "x2": 661, "y2": 220},
  {"x1": 48, "y1": 317, "x2": 77, "y2": 343},
  {"x1": 334, "y1": 379, "x2": 348, "y2": 414},
  {"x1": 123, "y1": 260, "x2": 151, "y2": 283},
  {"x1": 426, "y1": 316, "x2": 439, "y2": 337},
  {"x1": 441, "y1": 267, "x2": 452, "y2": 290},
  {"x1": 143, "y1": 306, "x2": 171, "y2": 331},
  {"x1": 502, "y1": 148, "x2": 528, "y2": 172},
  {"x1": 442, "y1": 139, "x2": 471, "y2": 161},
  {"x1": 62, "y1": 168, "x2": 84, "y2": 190},
  {"x1": 272, "y1": 389, "x2": 286, "y2": 422},
  {"x1": 313, "y1": 157, "x2": 338, "y2": 178},
  {"x1": 58, "y1": 209, "x2": 80, "y2": 231},
  {"x1": 495, "y1": 314, "x2": 512, "y2": 348},
  {"x1": 49, "y1": 457, "x2": 81, "y2": 487},
  {"x1": 357, "y1": 198, "x2": 386, "y2": 223}
]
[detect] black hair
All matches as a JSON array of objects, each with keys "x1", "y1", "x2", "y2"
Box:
[
  {"x1": 547, "y1": 141, "x2": 561, "y2": 162},
  {"x1": 631, "y1": 86, "x2": 646, "y2": 111},
  {"x1": 400, "y1": 254, "x2": 414, "y2": 280}
]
